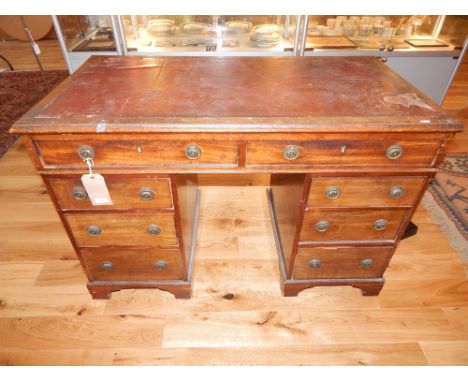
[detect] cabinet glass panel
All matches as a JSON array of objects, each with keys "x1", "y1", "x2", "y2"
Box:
[
  {"x1": 56, "y1": 15, "x2": 116, "y2": 52},
  {"x1": 304, "y1": 15, "x2": 442, "y2": 52},
  {"x1": 438, "y1": 15, "x2": 468, "y2": 48},
  {"x1": 121, "y1": 15, "x2": 298, "y2": 55}
]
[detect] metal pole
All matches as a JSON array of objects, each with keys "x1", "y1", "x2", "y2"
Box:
[
  {"x1": 20, "y1": 16, "x2": 49, "y2": 89},
  {"x1": 51, "y1": 15, "x2": 73, "y2": 74},
  {"x1": 110, "y1": 16, "x2": 123, "y2": 55},
  {"x1": 293, "y1": 16, "x2": 302, "y2": 56},
  {"x1": 115, "y1": 15, "x2": 128, "y2": 55},
  {"x1": 299, "y1": 15, "x2": 309, "y2": 56}
]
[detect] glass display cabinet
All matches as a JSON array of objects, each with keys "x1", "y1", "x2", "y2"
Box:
[
  {"x1": 51, "y1": 15, "x2": 120, "y2": 72},
  {"x1": 301, "y1": 15, "x2": 442, "y2": 54},
  {"x1": 301, "y1": 15, "x2": 468, "y2": 104},
  {"x1": 120, "y1": 15, "x2": 300, "y2": 56},
  {"x1": 52, "y1": 15, "x2": 467, "y2": 104}
]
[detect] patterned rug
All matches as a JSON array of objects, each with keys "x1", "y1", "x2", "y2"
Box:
[
  {"x1": 0, "y1": 70, "x2": 69, "y2": 158},
  {"x1": 423, "y1": 153, "x2": 468, "y2": 264}
]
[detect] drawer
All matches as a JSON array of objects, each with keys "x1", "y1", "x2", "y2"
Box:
[
  {"x1": 293, "y1": 246, "x2": 393, "y2": 279},
  {"x1": 300, "y1": 209, "x2": 407, "y2": 243},
  {"x1": 34, "y1": 138, "x2": 238, "y2": 167},
  {"x1": 65, "y1": 212, "x2": 178, "y2": 247},
  {"x1": 246, "y1": 138, "x2": 441, "y2": 167},
  {"x1": 307, "y1": 177, "x2": 426, "y2": 208},
  {"x1": 48, "y1": 176, "x2": 173, "y2": 210},
  {"x1": 81, "y1": 247, "x2": 184, "y2": 281}
]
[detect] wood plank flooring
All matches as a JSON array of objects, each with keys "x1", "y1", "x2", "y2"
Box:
[{"x1": 0, "y1": 38, "x2": 467, "y2": 366}]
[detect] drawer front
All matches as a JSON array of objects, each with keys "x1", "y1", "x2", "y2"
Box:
[
  {"x1": 48, "y1": 176, "x2": 173, "y2": 210},
  {"x1": 34, "y1": 139, "x2": 238, "y2": 167},
  {"x1": 293, "y1": 246, "x2": 393, "y2": 279},
  {"x1": 246, "y1": 139, "x2": 440, "y2": 167},
  {"x1": 300, "y1": 209, "x2": 407, "y2": 243},
  {"x1": 81, "y1": 247, "x2": 184, "y2": 281},
  {"x1": 307, "y1": 177, "x2": 426, "y2": 208},
  {"x1": 65, "y1": 213, "x2": 178, "y2": 247}
]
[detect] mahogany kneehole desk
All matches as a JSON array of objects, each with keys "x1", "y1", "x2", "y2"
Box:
[{"x1": 11, "y1": 56, "x2": 463, "y2": 299}]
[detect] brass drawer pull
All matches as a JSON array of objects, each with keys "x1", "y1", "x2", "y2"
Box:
[
  {"x1": 373, "y1": 219, "x2": 388, "y2": 231},
  {"x1": 139, "y1": 188, "x2": 155, "y2": 201},
  {"x1": 325, "y1": 186, "x2": 341, "y2": 200},
  {"x1": 155, "y1": 260, "x2": 168, "y2": 269},
  {"x1": 389, "y1": 186, "x2": 405, "y2": 199},
  {"x1": 184, "y1": 144, "x2": 201, "y2": 160},
  {"x1": 386, "y1": 144, "x2": 403, "y2": 160},
  {"x1": 71, "y1": 186, "x2": 87, "y2": 200},
  {"x1": 360, "y1": 258, "x2": 374, "y2": 268},
  {"x1": 315, "y1": 220, "x2": 330, "y2": 232},
  {"x1": 283, "y1": 145, "x2": 299, "y2": 160},
  {"x1": 87, "y1": 225, "x2": 101, "y2": 236},
  {"x1": 77, "y1": 145, "x2": 95, "y2": 160},
  {"x1": 308, "y1": 259, "x2": 321, "y2": 268},
  {"x1": 147, "y1": 224, "x2": 161, "y2": 236},
  {"x1": 100, "y1": 261, "x2": 113, "y2": 271}
]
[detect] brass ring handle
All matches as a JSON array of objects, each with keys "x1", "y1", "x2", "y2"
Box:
[
  {"x1": 139, "y1": 188, "x2": 155, "y2": 201},
  {"x1": 389, "y1": 186, "x2": 405, "y2": 199},
  {"x1": 373, "y1": 219, "x2": 388, "y2": 231},
  {"x1": 77, "y1": 145, "x2": 95, "y2": 160},
  {"x1": 155, "y1": 260, "x2": 168, "y2": 269},
  {"x1": 71, "y1": 187, "x2": 87, "y2": 200},
  {"x1": 360, "y1": 258, "x2": 374, "y2": 268},
  {"x1": 325, "y1": 186, "x2": 341, "y2": 200},
  {"x1": 147, "y1": 224, "x2": 161, "y2": 236},
  {"x1": 100, "y1": 261, "x2": 113, "y2": 271},
  {"x1": 308, "y1": 259, "x2": 321, "y2": 268},
  {"x1": 87, "y1": 225, "x2": 101, "y2": 236},
  {"x1": 386, "y1": 144, "x2": 403, "y2": 160},
  {"x1": 315, "y1": 220, "x2": 330, "y2": 232},
  {"x1": 283, "y1": 145, "x2": 299, "y2": 160},
  {"x1": 184, "y1": 144, "x2": 201, "y2": 160}
]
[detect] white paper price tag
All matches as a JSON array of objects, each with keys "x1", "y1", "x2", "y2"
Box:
[{"x1": 81, "y1": 174, "x2": 113, "y2": 206}]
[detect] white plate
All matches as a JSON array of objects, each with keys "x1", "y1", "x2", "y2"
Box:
[{"x1": 181, "y1": 22, "x2": 211, "y2": 34}]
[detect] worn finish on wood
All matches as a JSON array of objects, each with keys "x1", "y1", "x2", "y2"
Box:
[
  {"x1": 9, "y1": 56, "x2": 463, "y2": 298},
  {"x1": 9, "y1": 56, "x2": 464, "y2": 133}
]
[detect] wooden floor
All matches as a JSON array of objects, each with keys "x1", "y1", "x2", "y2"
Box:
[{"x1": 0, "y1": 39, "x2": 467, "y2": 366}]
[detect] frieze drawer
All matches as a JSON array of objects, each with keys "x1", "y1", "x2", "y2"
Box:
[
  {"x1": 246, "y1": 138, "x2": 441, "y2": 167},
  {"x1": 33, "y1": 138, "x2": 239, "y2": 168}
]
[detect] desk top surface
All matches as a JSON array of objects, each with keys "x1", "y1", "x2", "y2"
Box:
[{"x1": 12, "y1": 55, "x2": 463, "y2": 134}]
